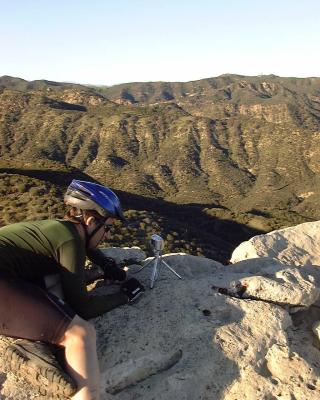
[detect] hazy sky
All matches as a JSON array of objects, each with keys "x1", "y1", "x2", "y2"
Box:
[{"x1": 1, "y1": 0, "x2": 319, "y2": 85}]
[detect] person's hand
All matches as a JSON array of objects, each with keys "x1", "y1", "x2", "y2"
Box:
[
  {"x1": 120, "y1": 278, "x2": 145, "y2": 303},
  {"x1": 101, "y1": 257, "x2": 127, "y2": 282}
]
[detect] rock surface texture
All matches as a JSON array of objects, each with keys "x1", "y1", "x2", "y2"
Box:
[
  {"x1": 230, "y1": 220, "x2": 320, "y2": 265},
  {"x1": 2, "y1": 222, "x2": 320, "y2": 399}
]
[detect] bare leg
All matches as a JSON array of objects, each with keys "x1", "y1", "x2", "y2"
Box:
[{"x1": 59, "y1": 315, "x2": 100, "y2": 400}]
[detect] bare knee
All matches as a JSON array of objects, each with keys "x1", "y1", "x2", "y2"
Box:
[{"x1": 59, "y1": 315, "x2": 96, "y2": 348}]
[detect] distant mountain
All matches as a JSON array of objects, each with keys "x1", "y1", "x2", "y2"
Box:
[
  {"x1": 1, "y1": 74, "x2": 320, "y2": 234},
  {"x1": 0, "y1": 75, "x2": 86, "y2": 91}
]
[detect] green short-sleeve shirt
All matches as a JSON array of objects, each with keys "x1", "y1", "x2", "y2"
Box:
[{"x1": 0, "y1": 220, "x2": 127, "y2": 318}]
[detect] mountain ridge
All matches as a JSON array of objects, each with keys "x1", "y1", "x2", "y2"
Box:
[{"x1": 1, "y1": 74, "x2": 320, "y2": 234}]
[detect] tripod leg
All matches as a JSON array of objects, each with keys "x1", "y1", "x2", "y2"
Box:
[
  {"x1": 155, "y1": 255, "x2": 163, "y2": 280},
  {"x1": 162, "y1": 260, "x2": 182, "y2": 279},
  {"x1": 133, "y1": 258, "x2": 154, "y2": 274},
  {"x1": 150, "y1": 257, "x2": 159, "y2": 289}
]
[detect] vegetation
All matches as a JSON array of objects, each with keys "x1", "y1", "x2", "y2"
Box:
[
  {"x1": 1, "y1": 74, "x2": 320, "y2": 262},
  {"x1": 0, "y1": 166, "x2": 261, "y2": 263}
]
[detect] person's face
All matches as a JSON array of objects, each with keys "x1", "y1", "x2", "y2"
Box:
[{"x1": 87, "y1": 217, "x2": 115, "y2": 249}]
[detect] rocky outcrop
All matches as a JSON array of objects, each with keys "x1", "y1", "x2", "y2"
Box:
[
  {"x1": 2, "y1": 221, "x2": 320, "y2": 400},
  {"x1": 59, "y1": 89, "x2": 108, "y2": 106},
  {"x1": 230, "y1": 220, "x2": 320, "y2": 265},
  {"x1": 238, "y1": 103, "x2": 291, "y2": 123}
]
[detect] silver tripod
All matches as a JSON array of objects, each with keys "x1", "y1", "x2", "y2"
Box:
[{"x1": 135, "y1": 234, "x2": 182, "y2": 288}]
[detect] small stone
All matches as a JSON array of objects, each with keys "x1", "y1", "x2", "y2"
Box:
[{"x1": 307, "y1": 383, "x2": 316, "y2": 390}]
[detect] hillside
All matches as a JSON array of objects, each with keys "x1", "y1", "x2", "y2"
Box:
[
  {"x1": 0, "y1": 74, "x2": 319, "y2": 240},
  {"x1": 0, "y1": 159, "x2": 257, "y2": 263}
]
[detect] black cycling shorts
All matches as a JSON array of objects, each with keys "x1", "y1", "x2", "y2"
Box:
[{"x1": 0, "y1": 272, "x2": 76, "y2": 344}]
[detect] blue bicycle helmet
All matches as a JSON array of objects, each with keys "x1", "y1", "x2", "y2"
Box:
[{"x1": 64, "y1": 180, "x2": 126, "y2": 221}]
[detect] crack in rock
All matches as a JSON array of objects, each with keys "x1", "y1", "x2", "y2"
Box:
[{"x1": 102, "y1": 349, "x2": 182, "y2": 394}]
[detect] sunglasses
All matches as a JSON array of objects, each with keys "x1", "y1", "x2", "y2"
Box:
[
  {"x1": 95, "y1": 218, "x2": 114, "y2": 233},
  {"x1": 103, "y1": 224, "x2": 114, "y2": 233}
]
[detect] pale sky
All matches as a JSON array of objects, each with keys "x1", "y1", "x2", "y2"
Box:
[{"x1": 1, "y1": 0, "x2": 319, "y2": 86}]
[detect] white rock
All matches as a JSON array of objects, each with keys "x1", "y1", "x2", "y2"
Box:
[
  {"x1": 95, "y1": 269, "x2": 295, "y2": 400},
  {"x1": 211, "y1": 257, "x2": 320, "y2": 307},
  {"x1": 2, "y1": 253, "x2": 320, "y2": 400},
  {"x1": 230, "y1": 220, "x2": 320, "y2": 265},
  {"x1": 102, "y1": 350, "x2": 182, "y2": 394},
  {"x1": 239, "y1": 268, "x2": 320, "y2": 306},
  {"x1": 266, "y1": 343, "x2": 320, "y2": 388}
]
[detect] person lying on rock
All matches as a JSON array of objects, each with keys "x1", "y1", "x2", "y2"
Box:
[{"x1": 0, "y1": 179, "x2": 145, "y2": 400}]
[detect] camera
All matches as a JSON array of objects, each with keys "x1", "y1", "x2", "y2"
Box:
[
  {"x1": 150, "y1": 234, "x2": 164, "y2": 252},
  {"x1": 134, "y1": 233, "x2": 182, "y2": 288}
]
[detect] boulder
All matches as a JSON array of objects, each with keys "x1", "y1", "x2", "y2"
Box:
[
  {"x1": 230, "y1": 220, "x2": 320, "y2": 265},
  {"x1": 96, "y1": 256, "x2": 293, "y2": 400},
  {"x1": 210, "y1": 257, "x2": 320, "y2": 307}
]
